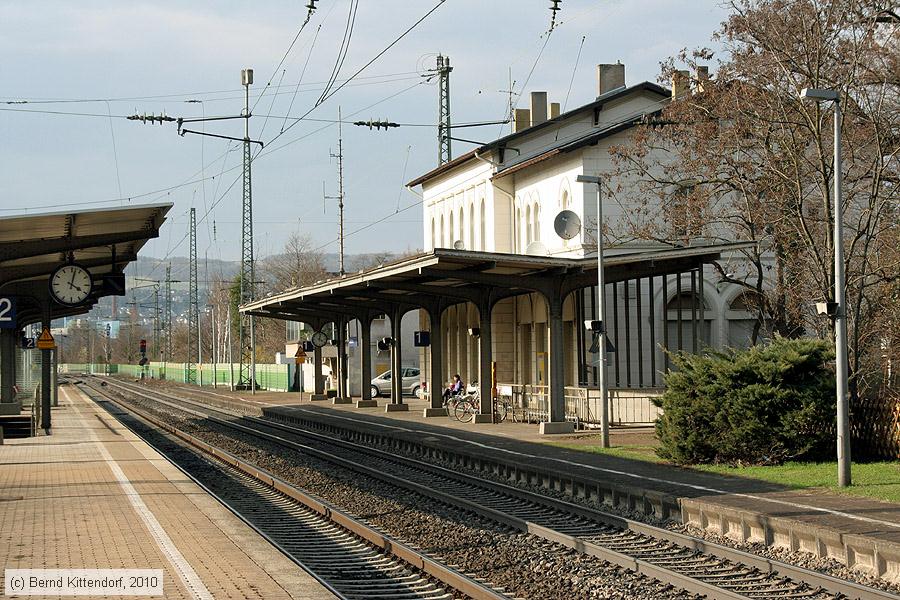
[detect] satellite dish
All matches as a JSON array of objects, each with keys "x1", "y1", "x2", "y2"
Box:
[
  {"x1": 453, "y1": 240, "x2": 465, "y2": 250},
  {"x1": 525, "y1": 241, "x2": 550, "y2": 256},
  {"x1": 554, "y1": 210, "x2": 581, "y2": 240}
]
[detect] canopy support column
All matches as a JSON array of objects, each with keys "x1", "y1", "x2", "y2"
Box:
[
  {"x1": 473, "y1": 296, "x2": 494, "y2": 423},
  {"x1": 540, "y1": 295, "x2": 574, "y2": 434},
  {"x1": 40, "y1": 304, "x2": 51, "y2": 433},
  {"x1": 311, "y1": 343, "x2": 326, "y2": 400},
  {"x1": 333, "y1": 317, "x2": 351, "y2": 404},
  {"x1": 357, "y1": 314, "x2": 377, "y2": 408},
  {"x1": 423, "y1": 306, "x2": 446, "y2": 416},
  {"x1": 386, "y1": 306, "x2": 408, "y2": 412}
]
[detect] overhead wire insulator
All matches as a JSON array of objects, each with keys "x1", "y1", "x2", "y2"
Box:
[
  {"x1": 353, "y1": 119, "x2": 400, "y2": 130},
  {"x1": 549, "y1": 0, "x2": 562, "y2": 31},
  {"x1": 127, "y1": 112, "x2": 176, "y2": 124}
]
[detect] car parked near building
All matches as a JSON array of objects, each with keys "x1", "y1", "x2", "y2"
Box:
[{"x1": 370, "y1": 368, "x2": 421, "y2": 398}]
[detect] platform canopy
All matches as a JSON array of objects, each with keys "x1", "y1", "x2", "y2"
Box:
[
  {"x1": 241, "y1": 242, "x2": 753, "y2": 322},
  {"x1": 0, "y1": 202, "x2": 172, "y2": 327}
]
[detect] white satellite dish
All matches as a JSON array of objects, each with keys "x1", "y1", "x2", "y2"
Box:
[
  {"x1": 525, "y1": 240, "x2": 550, "y2": 256},
  {"x1": 452, "y1": 240, "x2": 465, "y2": 250},
  {"x1": 554, "y1": 210, "x2": 581, "y2": 240}
]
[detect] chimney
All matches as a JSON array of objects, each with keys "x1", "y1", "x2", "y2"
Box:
[
  {"x1": 513, "y1": 108, "x2": 531, "y2": 132},
  {"x1": 530, "y1": 91, "x2": 548, "y2": 126},
  {"x1": 549, "y1": 102, "x2": 560, "y2": 119},
  {"x1": 672, "y1": 69, "x2": 690, "y2": 99},
  {"x1": 694, "y1": 65, "x2": 709, "y2": 93},
  {"x1": 597, "y1": 62, "x2": 625, "y2": 96}
]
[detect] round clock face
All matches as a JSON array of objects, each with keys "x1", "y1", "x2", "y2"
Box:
[
  {"x1": 311, "y1": 331, "x2": 328, "y2": 347},
  {"x1": 50, "y1": 264, "x2": 92, "y2": 306}
]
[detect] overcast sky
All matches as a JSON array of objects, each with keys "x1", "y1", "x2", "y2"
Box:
[{"x1": 0, "y1": 0, "x2": 729, "y2": 277}]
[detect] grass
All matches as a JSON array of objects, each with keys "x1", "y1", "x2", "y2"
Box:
[{"x1": 548, "y1": 442, "x2": 900, "y2": 504}]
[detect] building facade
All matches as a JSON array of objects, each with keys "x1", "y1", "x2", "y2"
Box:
[{"x1": 409, "y1": 64, "x2": 762, "y2": 401}]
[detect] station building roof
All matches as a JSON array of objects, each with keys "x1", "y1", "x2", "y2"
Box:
[
  {"x1": 0, "y1": 202, "x2": 172, "y2": 326},
  {"x1": 242, "y1": 242, "x2": 753, "y2": 322}
]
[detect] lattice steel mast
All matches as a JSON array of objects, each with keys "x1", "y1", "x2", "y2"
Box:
[
  {"x1": 436, "y1": 55, "x2": 452, "y2": 165},
  {"x1": 238, "y1": 68, "x2": 256, "y2": 392},
  {"x1": 187, "y1": 207, "x2": 198, "y2": 384},
  {"x1": 164, "y1": 264, "x2": 172, "y2": 361}
]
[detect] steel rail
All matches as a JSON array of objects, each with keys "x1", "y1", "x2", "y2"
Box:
[
  {"x1": 85, "y1": 376, "x2": 899, "y2": 600},
  {"x1": 79, "y1": 379, "x2": 509, "y2": 600}
]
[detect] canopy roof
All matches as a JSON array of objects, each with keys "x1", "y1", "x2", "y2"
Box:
[
  {"x1": 0, "y1": 202, "x2": 172, "y2": 325},
  {"x1": 243, "y1": 242, "x2": 752, "y2": 322}
]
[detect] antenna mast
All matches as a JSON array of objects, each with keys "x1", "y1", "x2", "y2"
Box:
[{"x1": 327, "y1": 107, "x2": 346, "y2": 276}]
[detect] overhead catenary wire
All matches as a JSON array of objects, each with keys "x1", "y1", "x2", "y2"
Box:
[{"x1": 269, "y1": 0, "x2": 449, "y2": 150}]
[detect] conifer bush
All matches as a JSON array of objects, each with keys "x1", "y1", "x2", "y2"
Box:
[{"x1": 653, "y1": 338, "x2": 836, "y2": 465}]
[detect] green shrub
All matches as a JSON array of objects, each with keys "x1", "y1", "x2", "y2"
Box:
[{"x1": 654, "y1": 337, "x2": 836, "y2": 465}]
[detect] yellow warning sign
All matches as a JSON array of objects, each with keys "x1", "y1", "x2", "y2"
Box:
[
  {"x1": 294, "y1": 347, "x2": 307, "y2": 365},
  {"x1": 36, "y1": 327, "x2": 55, "y2": 350}
]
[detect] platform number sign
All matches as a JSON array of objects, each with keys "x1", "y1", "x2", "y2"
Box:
[{"x1": 0, "y1": 297, "x2": 16, "y2": 329}]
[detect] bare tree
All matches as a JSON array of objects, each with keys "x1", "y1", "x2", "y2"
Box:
[{"x1": 607, "y1": 0, "x2": 899, "y2": 392}]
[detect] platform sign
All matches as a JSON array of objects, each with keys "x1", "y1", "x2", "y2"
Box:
[
  {"x1": 0, "y1": 297, "x2": 16, "y2": 329},
  {"x1": 36, "y1": 327, "x2": 55, "y2": 350},
  {"x1": 21, "y1": 336, "x2": 35, "y2": 350},
  {"x1": 294, "y1": 348, "x2": 307, "y2": 364}
]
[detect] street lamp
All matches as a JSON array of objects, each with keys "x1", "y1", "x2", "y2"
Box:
[
  {"x1": 576, "y1": 174, "x2": 610, "y2": 447},
  {"x1": 800, "y1": 87, "x2": 850, "y2": 487}
]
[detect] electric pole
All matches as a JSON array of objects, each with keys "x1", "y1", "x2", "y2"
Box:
[
  {"x1": 164, "y1": 264, "x2": 172, "y2": 361},
  {"x1": 238, "y1": 67, "x2": 256, "y2": 392},
  {"x1": 437, "y1": 55, "x2": 452, "y2": 165},
  {"x1": 327, "y1": 107, "x2": 346, "y2": 276},
  {"x1": 187, "y1": 207, "x2": 198, "y2": 385}
]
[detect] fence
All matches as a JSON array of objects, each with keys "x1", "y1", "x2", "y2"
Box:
[
  {"x1": 498, "y1": 383, "x2": 662, "y2": 426},
  {"x1": 59, "y1": 362, "x2": 294, "y2": 393}
]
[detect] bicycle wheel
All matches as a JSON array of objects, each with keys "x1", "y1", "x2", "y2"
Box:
[
  {"x1": 454, "y1": 398, "x2": 475, "y2": 422},
  {"x1": 494, "y1": 398, "x2": 508, "y2": 423}
]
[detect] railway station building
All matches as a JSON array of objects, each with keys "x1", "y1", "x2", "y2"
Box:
[{"x1": 244, "y1": 64, "x2": 760, "y2": 433}]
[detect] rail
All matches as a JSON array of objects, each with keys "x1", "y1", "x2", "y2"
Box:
[{"x1": 81, "y1": 375, "x2": 900, "y2": 600}]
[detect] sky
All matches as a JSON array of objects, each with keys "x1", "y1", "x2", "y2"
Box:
[{"x1": 0, "y1": 0, "x2": 730, "y2": 277}]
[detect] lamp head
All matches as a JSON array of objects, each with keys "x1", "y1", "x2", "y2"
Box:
[
  {"x1": 800, "y1": 88, "x2": 838, "y2": 102},
  {"x1": 576, "y1": 174, "x2": 601, "y2": 185}
]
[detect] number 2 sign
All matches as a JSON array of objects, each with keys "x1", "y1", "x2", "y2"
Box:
[{"x1": 0, "y1": 297, "x2": 16, "y2": 329}]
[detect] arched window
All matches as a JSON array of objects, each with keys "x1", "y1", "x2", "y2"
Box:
[
  {"x1": 430, "y1": 217, "x2": 435, "y2": 249},
  {"x1": 439, "y1": 214, "x2": 445, "y2": 247},
  {"x1": 458, "y1": 206, "x2": 464, "y2": 246},
  {"x1": 468, "y1": 203, "x2": 475, "y2": 249},
  {"x1": 727, "y1": 292, "x2": 768, "y2": 348},
  {"x1": 479, "y1": 199, "x2": 486, "y2": 250},
  {"x1": 515, "y1": 207, "x2": 521, "y2": 252},
  {"x1": 665, "y1": 289, "x2": 711, "y2": 354},
  {"x1": 533, "y1": 204, "x2": 541, "y2": 242},
  {"x1": 449, "y1": 211, "x2": 454, "y2": 246},
  {"x1": 525, "y1": 205, "x2": 533, "y2": 246},
  {"x1": 561, "y1": 189, "x2": 569, "y2": 209}
]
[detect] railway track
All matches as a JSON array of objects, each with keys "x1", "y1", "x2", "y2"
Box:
[
  {"x1": 80, "y1": 375, "x2": 899, "y2": 600},
  {"x1": 81, "y1": 381, "x2": 508, "y2": 600}
]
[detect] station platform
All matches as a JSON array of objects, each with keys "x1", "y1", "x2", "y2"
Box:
[
  {"x1": 172, "y1": 384, "x2": 900, "y2": 582},
  {"x1": 0, "y1": 383, "x2": 334, "y2": 599}
]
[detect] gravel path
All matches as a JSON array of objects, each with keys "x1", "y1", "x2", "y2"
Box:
[{"x1": 98, "y1": 386, "x2": 695, "y2": 600}]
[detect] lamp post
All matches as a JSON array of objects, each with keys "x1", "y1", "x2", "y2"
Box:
[
  {"x1": 800, "y1": 87, "x2": 850, "y2": 487},
  {"x1": 576, "y1": 174, "x2": 610, "y2": 447}
]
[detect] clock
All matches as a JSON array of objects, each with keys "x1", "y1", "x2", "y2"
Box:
[
  {"x1": 311, "y1": 330, "x2": 328, "y2": 348},
  {"x1": 49, "y1": 264, "x2": 93, "y2": 306}
]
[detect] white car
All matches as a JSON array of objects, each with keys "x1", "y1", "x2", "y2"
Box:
[{"x1": 371, "y1": 368, "x2": 421, "y2": 398}]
